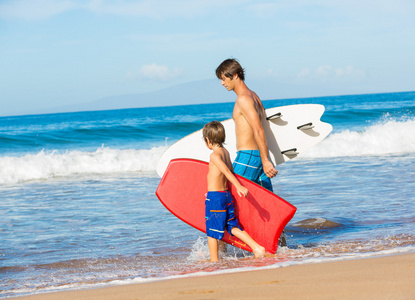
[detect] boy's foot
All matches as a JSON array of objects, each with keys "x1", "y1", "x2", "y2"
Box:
[{"x1": 252, "y1": 246, "x2": 266, "y2": 258}]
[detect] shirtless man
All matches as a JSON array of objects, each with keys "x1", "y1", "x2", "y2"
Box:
[{"x1": 216, "y1": 59, "x2": 278, "y2": 192}]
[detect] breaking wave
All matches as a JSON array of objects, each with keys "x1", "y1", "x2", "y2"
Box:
[
  {"x1": 302, "y1": 117, "x2": 415, "y2": 158},
  {"x1": 0, "y1": 146, "x2": 167, "y2": 184},
  {"x1": 1, "y1": 118, "x2": 414, "y2": 185}
]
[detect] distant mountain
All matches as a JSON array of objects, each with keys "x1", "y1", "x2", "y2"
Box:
[
  {"x1": 31, "y1": 79, "x2": 236, "y2": 115},
  {"x1": 8, "y1": 77, "x2": 371, "y2": 116},
  {"x1": 76, "y1": 79, "x2": 236, "y2": 111}
]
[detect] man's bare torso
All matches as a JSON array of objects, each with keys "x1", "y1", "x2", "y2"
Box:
[{"x1": 232, "y1": 90, "x2": 265, "y2": 151}]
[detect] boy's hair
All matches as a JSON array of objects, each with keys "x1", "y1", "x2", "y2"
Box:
[
  {"x1": 216, "y1": 58, "x2": 245, "y2": 81},
  {"x1": 203, "y1": 121, "x2": 226, "y2": 147}
]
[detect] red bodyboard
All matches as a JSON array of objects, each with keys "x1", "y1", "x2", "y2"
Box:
[{"x1": 155, "y1": 159, "x2": 296, "y2": 254}]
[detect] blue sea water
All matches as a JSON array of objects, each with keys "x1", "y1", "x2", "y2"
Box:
[{"x1": 1, "y1": 91, "x2": 415, "y2": 298}]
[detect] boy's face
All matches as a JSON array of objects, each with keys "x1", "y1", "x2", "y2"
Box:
[{"x1": 204, "y1": 137, "x2": 213, "y2": 150}]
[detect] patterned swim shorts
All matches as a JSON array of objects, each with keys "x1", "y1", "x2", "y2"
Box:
[
  {"x1": 205, "y1": 191, "x2": 242, "y2": 240},
  {"x1": 232, "y1": 150, "x2": 273, "y2": 192}
]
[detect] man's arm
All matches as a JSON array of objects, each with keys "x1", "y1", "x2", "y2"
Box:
[{"x1": 236, "y1": 96, "x2": 277, "y2": 178}]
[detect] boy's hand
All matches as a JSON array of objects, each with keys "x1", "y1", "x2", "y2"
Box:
[{"x1": 237, "y1": 186, "x2": 248, "y2": 197}]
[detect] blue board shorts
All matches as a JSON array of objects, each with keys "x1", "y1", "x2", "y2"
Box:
[
  {"x1": 232, "y1": 150, "x2": 273, "y2": 192},
  {"x1": 205, "y1": 191, "x2": 242, "y2": 240}
]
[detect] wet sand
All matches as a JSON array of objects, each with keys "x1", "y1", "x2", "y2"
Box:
[{"x1": 13, "y1": 252, "x2": 415, "y2": 300}]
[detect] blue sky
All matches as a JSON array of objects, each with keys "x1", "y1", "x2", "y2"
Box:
[{"x1": 1, "y1": 0, "x2": 414, "y2": 116}]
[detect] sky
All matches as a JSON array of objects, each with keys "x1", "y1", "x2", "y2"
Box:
[{"x1": 1, "y1": 0, "x2": 415, "y2": 116}]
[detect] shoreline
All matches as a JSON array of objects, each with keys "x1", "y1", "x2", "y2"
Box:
[{"x1": 11, "y1": 252, "x2": 415, "y2": 300}]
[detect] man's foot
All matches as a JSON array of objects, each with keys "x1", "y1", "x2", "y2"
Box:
[{"x1": 278, "y1": 231, "x2": 287, "y2": 247}]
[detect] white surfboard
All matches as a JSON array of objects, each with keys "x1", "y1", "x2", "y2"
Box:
[{"x1": 156, "y1": 104, "x2": 332, "y2": 177}]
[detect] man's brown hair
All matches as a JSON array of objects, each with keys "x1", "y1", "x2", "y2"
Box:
[
  {"x1": 203, "y1": 121, "x2": 226, "y2": 147},
  {"x1": 216, "y1": 58, "x2": 245, "y2": 81}
]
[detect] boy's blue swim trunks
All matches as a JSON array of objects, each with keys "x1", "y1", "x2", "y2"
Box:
[
  {"x1": 205, "y1": 191, "x2": 242, "y2": 240},
  {"x1": 232, "y1": 150, "x2": 273, "y2": 192}
]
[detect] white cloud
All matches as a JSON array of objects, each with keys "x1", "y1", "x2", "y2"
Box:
[
  {"x1": 298, "y1": 68, "x2": 311, "y2": 78},
  {"x1": 131, "y1": 63, "x2": 182, "y2": 81},
  {"x1": 86, "y1": 0, "x2": 247, "y2": 19},
  {"x1": 0, "y1": 0, "x2": 254, "y2": 20},
  {"x1": 246, "y1": 3, "x2": 279, "y2": 18},
  {"x1": 298, "y1": 65, "x2": 365, "y2": 79},
  {"x1": 266, "y1": 69, "x2": 279, "y2": 77},
  {"x1": 335, "y1": 66, "x2": 365, "y2": 78},
  {"x1": 315, "y1": 65, "x2": 333, "y2": 77},
  {"x1": 2, "y1": 0, "x2": 414, "y2": 23},
  {"x1": 0, "y1": 0, "x2": 78, "y2": 20}
]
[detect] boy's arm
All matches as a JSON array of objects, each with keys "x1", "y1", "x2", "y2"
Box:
[{"x1": 211, "y1": 153, "x2": 248, "y2": 197}]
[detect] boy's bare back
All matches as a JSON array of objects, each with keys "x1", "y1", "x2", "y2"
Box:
[
  {"x1": 207, "y1": 146, "x2": 233, "y2": 192},
  {"x1": 203, "y1": 120, "x2": 248, "y2": 197}
]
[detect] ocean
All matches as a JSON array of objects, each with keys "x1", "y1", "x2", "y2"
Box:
[{"x1": 1, "y1": 91, "x2": 415, "y2": 298}]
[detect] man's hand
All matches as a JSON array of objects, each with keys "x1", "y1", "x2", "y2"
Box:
[{"x1": 263, "y1": 160, "x2": 278, "y2": 178}]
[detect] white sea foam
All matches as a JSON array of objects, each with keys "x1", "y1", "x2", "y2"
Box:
[
  {"x1": 8, "y1": 246, "x2": 413, "y2": 299},
  {"x1": 1, "y1": 118, "x2": 414, "y2": 185},
  {"x1": 0, "y1": 146, "x2": 167, "y2": 184},
  {"x1": 301, "y1": 118, "x2": 415, "y2": 158}
]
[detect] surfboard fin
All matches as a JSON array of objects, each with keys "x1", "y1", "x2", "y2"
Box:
[
  {"x1": 297, "y1": 122, "x2": 315, "y2": 131},
  {"x1": 266, "y1": 112, "x2": 282, "y2": 121},
  {"x1": 281, "y1": 148, "x2": 299, "y2": 157}
]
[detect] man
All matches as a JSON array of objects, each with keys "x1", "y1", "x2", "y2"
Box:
[
  {"x1": 216, "y1": 58, "x2": 278, "y2": 192},
  {"x1": 216, "y1": 59, "x2": 287, "y2": 247}
]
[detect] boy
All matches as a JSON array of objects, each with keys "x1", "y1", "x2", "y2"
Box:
[{"x1": 203, "y1": 121, "x2": 265, "y2": 262}]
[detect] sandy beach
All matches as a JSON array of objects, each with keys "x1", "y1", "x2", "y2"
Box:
[{"x1": 12, "y1": 252, "x2": 415, "y2": 300}]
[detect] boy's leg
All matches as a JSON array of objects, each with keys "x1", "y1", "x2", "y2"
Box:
[
  {"x1": 205, "y1": 191, "x2": 226, "y2": 262},
  {"x1": 207, "y1": 237, "x2": 219, "y2": 262},
  {"x1": 230, "y1": 227, "x2": 265, "y2": 258},
  {"x1": 218, "y1": 240, "x2": 227, "y2": 254}
]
